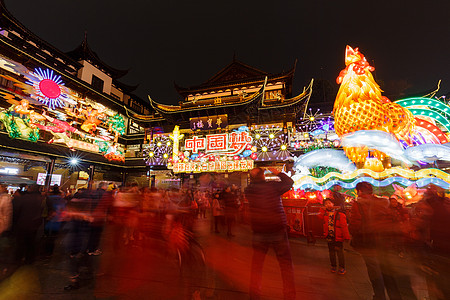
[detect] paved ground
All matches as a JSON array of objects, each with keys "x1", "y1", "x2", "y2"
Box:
[{"x1": 0, "y1": 217, "x2": 429, "y2": 299}]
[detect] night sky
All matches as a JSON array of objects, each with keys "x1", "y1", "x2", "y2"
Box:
[{"x1": 5, "y1": 0, "x2": 450, "y2": 106}]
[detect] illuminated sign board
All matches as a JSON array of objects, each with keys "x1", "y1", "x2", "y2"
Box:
[
  {"x1": 184, "y1": 131, "x2": 252, "y2": 157},
  {"x1": 172, "y1": 159, "x2": 254, "y2": 173},
  {"x1": 169, "y1": 130, "x2": 254, "y2": 173},
  {"x1": 36, "y1": 173, "x2": 62, "y2": 186},
  {"x1": 190, "y1": 115, "x2": 228, "y2": 131},
  {"x1": 0, "y1": 168, "x2": 19, "y2": 175},
  {"x1": 68, "y1": 139, "x2": 100, "y2": 152}
]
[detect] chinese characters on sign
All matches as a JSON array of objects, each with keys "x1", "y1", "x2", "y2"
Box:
[
  {"x1": 184, "y1": 131, "x2": 252, "y2": 156},
  {"x1": 172, "y1": 160, "x2": 254, "y2": 173},
  {"x1": 190, "y1": 115, "x2": 228, "y2": 131},
  {"x1": 185, "y1": 136, "x2": 206, "y2": 153}
]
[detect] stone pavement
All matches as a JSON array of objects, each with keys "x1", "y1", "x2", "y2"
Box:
[{"x1": 0, "y1": 217, "x2": 429, "y2": 300}]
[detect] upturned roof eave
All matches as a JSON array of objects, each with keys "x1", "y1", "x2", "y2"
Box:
[
  {"x1": 66, "y1": 36, "x2": 129, "y2": 79},
  {"x1": 0, "y1": 0, "x2": 82, "y2": 69},
  {"x1": 259, "y1": 78, "x2": 314, "y2": 110},
  {"x1": 175, "y1": 63, "x2": 296, "y2": 97},
  {"x1": 176, "y1": 70, "x2": 294, "y2": 97},
  {"x1": 149, "y1": 77, "x2": 267, "y2": 115}
]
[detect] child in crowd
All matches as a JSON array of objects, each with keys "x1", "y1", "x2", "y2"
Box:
[{"x1": 318, "y1": 198, "x2": 350, "y2": 275}]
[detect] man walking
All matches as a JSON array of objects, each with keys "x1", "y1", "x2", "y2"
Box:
[
  {"x1": 245, "y1": 167, "x2": 296, "y2": 300},
  {"x1": 349, "y1": 182, "x2": 401, "y2": 300},
  {"x1": 12, "y1": 184, "x2": 44, "y2": 264}
]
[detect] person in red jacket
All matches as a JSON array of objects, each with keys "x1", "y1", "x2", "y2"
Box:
[{"x1": 318, "y1": 198, "x2": 350, "y2": 274}]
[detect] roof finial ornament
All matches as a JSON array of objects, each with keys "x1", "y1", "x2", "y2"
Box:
[
  {"x1": 82, "y1": 30, "x2": 88, "y2": 51},
  {"x1": 233, "y1": 51, "x2": 237, "y2": 62}
]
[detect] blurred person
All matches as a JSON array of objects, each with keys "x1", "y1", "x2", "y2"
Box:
[
  {"x1": 140, "y1": 187, "x2": 164, "y2": 239},
  {"x1": 197, "y1": 191, "x2": 208, "y2": 219},
  {"x1": 0, "y1": 184, "x2": 12, "y2": 271},
  {"x1": 331, "y1": 185, "x2": 346, "y2": 212},
  {"x1": 380, "y1": 195, "x2": 417, "y2": 299},
  {"x1": 86, "y1": 182, "x2": 110, "y2": 255},
  {"x1": 411, "y1": 185, "x2": 450, "y2": 300},
  {"x1": 386, "y1": 196, "x2": 409, "y2": 254},
  {"x1": 349, "y1": 182, "x2": 401, "y2": 300},
  {"x1": 222, "y1": 185, "x2": 239, "y2": 237},
  {"x1": 113, "y1": 183, "x2": 140, "y2": 246},
  {"x1": 185, "y1": 190, "x2": 198, "y2": 218},
  {"x1": 231, "y1": 184, "x2": 243, "y2": 222},
  {"x1": 212, "y1": 192, "x2": 224, "y2": 233},
  {"x1": 43, "y1": 184, "x2": 66, "y2": 257},
  {"x1": 62, "y1": 188, "x2": 95, "y2": 290},
  {"x1": 0, "y1": 184, "x2": 12, "y2": 236},
  {"x1": 13, "y1": 183, "x2": 27, "y2": 198},
  {"x1": 318, "y1": 198, "x2": 350, "y2": 275},
  {"x1": 12, "y1": 184, "x2": 44, "y2": 265},
  {"x1": 245, "y1": 167, "x2": 295, "y2": 300}
]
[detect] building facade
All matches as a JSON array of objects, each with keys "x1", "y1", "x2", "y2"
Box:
[
  {"x1": 0, "y1": 0, "x2": 155, "y2": 191},
  {"x1": 142, "y1": 58, "x2": 315, "y2": 189},
  {"x1": 0, "y1": 0, "x2": 322, "y2": 192}
]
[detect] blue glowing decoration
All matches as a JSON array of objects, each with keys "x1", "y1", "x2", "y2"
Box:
[
  {"x1": 294, "y1": 149, "x2": 356, "y2": 173},
  {"x1": 242, "y1": 150, "x2": 252, "y2": 157},
  {"x1": 295, "y1": 177, "x2": 450, "y2": 191},
  {"x1": 404, "y1": 143, "x2": 450, "y2": 163},
  {"x1": 341, "y1": 130, "x2": 412, "y2": 165},
  {"x1": 310, "y1": 129, "x2": 325, "y2": 136},
  {"x1": 236, "y1": 126, "x2": 249, "y2": 132}
]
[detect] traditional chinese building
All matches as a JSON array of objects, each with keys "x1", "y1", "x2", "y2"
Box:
[
  {"x1": 0, "y1": 0, "x2": 319, "y2": 191},
  {"x1": 0, "y1": 0, "x2": 154, "y2": 190},
  {"x1": 141, "y1": 57, "x2": 314, "y2": 188}
]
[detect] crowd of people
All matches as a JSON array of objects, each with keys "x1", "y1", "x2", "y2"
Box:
[
  {"x1": 0, "y1": 170, "x2": 449, "y2": 299},
  {"x1": 315, "y1": 182, "x2": 450, "y2": 300},
  {"x1": 0, "y1": 180, "x2": 246, "y2": 290}
]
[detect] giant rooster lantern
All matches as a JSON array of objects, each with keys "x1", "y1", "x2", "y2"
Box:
[
  {"x1": 334, "y1": 46, "x2": 416, "y2": 169},
  {"x1": 291, "y1": 46, "x2": 450, "y2": 192}
]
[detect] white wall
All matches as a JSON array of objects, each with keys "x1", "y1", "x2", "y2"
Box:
[{"x1": 77, "y1": 60, "x2": 113, "y2": 94}]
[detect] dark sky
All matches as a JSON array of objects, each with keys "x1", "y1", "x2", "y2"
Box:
[{"x1": 5, "y1": 0, "x2": 450, "y2": 105}]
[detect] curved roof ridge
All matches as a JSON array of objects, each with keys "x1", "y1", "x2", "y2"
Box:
[
  {"x1": 175, "y1": 66, "x2": 295, "y2": 97},
  {"x1": 0, "y1": 0, "x2": 81, "y2": 70},
  {"x1": 66, "y1": 32, "x2": 128, "y2": 79},
  {"x1": 204, "y1": 59, "x2": 268, "y2": 85},
  {"x1": 149, "y1": 77, "x2": 267, "y2": 114}
]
